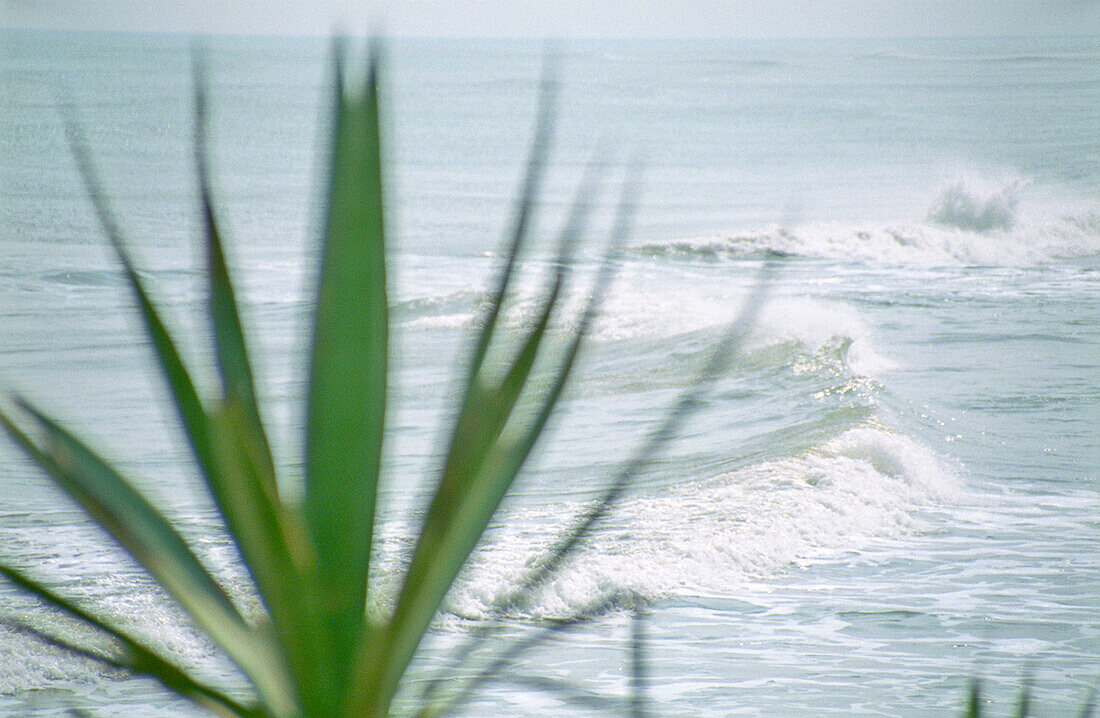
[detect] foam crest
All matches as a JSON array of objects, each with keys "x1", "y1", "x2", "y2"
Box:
[
  {"x1": 394, "y1": 288, "x2": 488, "y2": 330},
  {"x1": 633, "y1": 177, "x2": 1100, "y2": 266},
  {"x1": 400, "y1": 265, "x2": 896, "y2": 381},
  {"x1": 749, "y1": 297, "x2": 897, "y2": 377},
  {"x1": 635, "y1": 216, "x2": 1099, "y2": 267},
  {"x1": 595, "y1": 286, "x2": 895, "y2": 378},
  {"x1": 927, "y1": 178, "x2": 1019, "y2": 232},
  {"x1": 450, "y1": 426, "x2": 957, "y2": 618}
]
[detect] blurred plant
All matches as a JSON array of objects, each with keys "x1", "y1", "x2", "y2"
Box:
[
  {"x1": 961, "y1": 677, "x2": 1096, "y2": 718},
  {"x1": 5, "y1": 34, "x2": 1087, "y2": 718},
  {"x1": 0, "y1": 43, "x2": 766, "y2": 717}
]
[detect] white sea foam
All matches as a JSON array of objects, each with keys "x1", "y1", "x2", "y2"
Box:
[
  {"x1": 393, "y1": 263, "x2": 896, "y2": 382},
  {"x1": 634, "y1": 178, "x2": 1100, "y2": 266},
  {"x1": 450, "y1": 426, "x2": 958, "y2": 618},
  {"x1": 927, "y1": 177, "x2": 1020, "y2": 232},
  {"x1": 405, "y1": 311, "x2": 480, "y2": 330},
  {"x1": 748, "y1": 297, "x2": 897, "y2": 377},
  {"x1": 636, "y1": 219, "x2": 1099, "y2": 266}
]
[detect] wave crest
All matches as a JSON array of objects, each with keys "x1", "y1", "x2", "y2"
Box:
[
  {"x1": 927, "y1": 178, "x2": 1018, "y2": 232},
  {"x1": 448, "y1": 426, "x2": 958, "y2": 617},
  {"x1": 633, "y1": 178, "x2": 1099, "y2": 266}
]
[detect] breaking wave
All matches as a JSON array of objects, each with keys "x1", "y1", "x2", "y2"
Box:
[
  {"x1": 927, "y1": 178, "x2": 1019, "y2": 232},
  {"x1": 633, "y1": 178, "x2": 1100, "y2": 266},
  {"x1": 450, "y1": 425, "x2": 959, "y2": 617}
]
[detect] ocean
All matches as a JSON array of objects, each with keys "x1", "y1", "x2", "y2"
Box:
[{"x1": 0, "y1": 29, "x2": 1097, "y2": 716}]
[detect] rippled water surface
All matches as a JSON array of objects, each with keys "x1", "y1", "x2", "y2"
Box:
[{"x1": 1, "y1": 31, "x2": 1098, "y2": 716}]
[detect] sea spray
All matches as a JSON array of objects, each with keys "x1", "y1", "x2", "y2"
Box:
[
  {"x1": 632, "y1": 177, "x2": 1100, "y2": 266},
  {"x1": 926, "y1": 178, "x2": 1020, "y2": 233}
]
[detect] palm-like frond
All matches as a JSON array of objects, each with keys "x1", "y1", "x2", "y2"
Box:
[
  {"x1": 0, "y1": 43, "x2": 659, "y2": 718},
  {"x1": 4, "y1": 34, "x2": 1083, "y2": 718},
  {"x1": 0, "y1": 565, "x2": 259, "y2": 718},
  {"x1": 303, "y1": 44, "x2": 388, "y2": 702}
]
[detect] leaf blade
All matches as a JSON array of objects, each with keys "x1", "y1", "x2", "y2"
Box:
[
  {"x1": 463, "y1": 68, "x2": 555, "y2": 381},
  {"x1": 207, "y1": 397, "x2": 334, "y2": 716},
  {"x1": 56, "y1": 106, "x2": 300, "y2": 712},
  {"x1": 347, "y1": 90, "x2": 592, "y2": 717},
  {"x1": 0, "y1": 565, "x2": 263, "y2": 718},
  {"x1": 0, "y1": 401, "x2": 292, "y2": 712},
  {"x1": 60, "y1": 109, "x2": 223, "y2": 514},
  {"x1": 0, "y1": 401, "x2": 244, "y2": 630},
  {"x1": 965, "y1": 679, "x2": 982, "y2": 718},
  {"x1": 193, "y1": 55, "x2": 278, "y2": 498},
  {"x1": 303, "y1": 42, "x2": 387, "y2": 691}
]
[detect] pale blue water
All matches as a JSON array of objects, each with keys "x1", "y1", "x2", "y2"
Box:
[{"x1": 1, "y1": 30, "x2": 1098, "y2": 716}]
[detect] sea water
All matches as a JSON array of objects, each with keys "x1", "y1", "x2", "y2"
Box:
[{"x1": 0, "y1": 30, "x2": 1097, "y2": 716}]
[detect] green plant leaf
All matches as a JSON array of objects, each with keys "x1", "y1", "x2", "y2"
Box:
[
  {"x1": 434, "y1": 152, "x2": 601, "y2": 517},
  {"x1": 56, "y1": 106, "x2": 302, "y2": 714},
  {"x1": 193, "y1": 55, "x2": 278, "y2": 499},
  {"x1": 61, "y1": 113, "x2": 223, "y2": 520},
  {"x1": 418, "y1": 591, "x2": 639, "y2": 717},
  {"x1": 207, "y1": 397, "x2": 334, "y2": 715},
  {"x1": 463, "y1": 70, "x2": 554, "y2": 385},
  {"x1": 0, "y1": 565, "x2": 262, "y2": 718},
  {"x1": 351, "y1": 120, "x2": 607, "y2": 718},
  {"x1": 414, "y1": 172, "x2": 633, "y2": 708},
  {"x1": 1078, "y1": 683, "x2": 1098, "y2": 718},
  {"x1": 375, "y1": 309, "x2": 555, "y2": 700},
  {"x1": 303, "y1": 42, "x2": 387, "y2": 692},
  {"x1": 1013, "y1": 674, "x2": 1033, "y2": 718},
  {"x1": 0, "y1": 400, "x2": 291, "y2": 712},
  {"x1": 965, "y1": 679, "x2": 982, "y2": 718}
]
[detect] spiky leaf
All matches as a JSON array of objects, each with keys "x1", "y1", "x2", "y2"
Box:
[
  {"x1": 0, "y1": 565, "x2": 262, "y2": 718},
  {"x1": 303, "y1": 43, "x2": 388, "y2": 691},
  {"x1": 207, "y1": 397, "x2": 334, "y2": 715},
  {"x1": 0, "y1": 401, "x2": 289, "y2": 710}
]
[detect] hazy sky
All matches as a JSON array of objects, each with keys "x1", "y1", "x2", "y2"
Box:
[{"x1": 4, "y1": 0, "x2": 1098, "y2": 38}]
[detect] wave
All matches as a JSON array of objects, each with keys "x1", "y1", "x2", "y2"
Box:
[
  {"x1": 379, "y1": 297, "x2": 941, "y2": 620},
  {"x1": 395, "y1": 288, "x2": 488, "y2": 329},
  {"x1": 0, "y1": 426, "x2": 955, "y2": 673},
  {"x1": 393, "y1": 265, "x2": 896, "y2": 382},
  {"x1": 747, "y1": 298, "x2": 896, "y2": 377},
  {"x1": 633, "y1": 178, "x2": 1100, "y2": 266},
  {"x1": 927, "y1": 178, "x2": 1019, "y2": 232},
  {"x1": 447, "y1": 424, "x2": 958, "y2": 618}
]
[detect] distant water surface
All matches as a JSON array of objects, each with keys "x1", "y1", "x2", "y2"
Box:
[{"x1": 1, "y1": 30, "x2": 1098, "y2": 716}]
